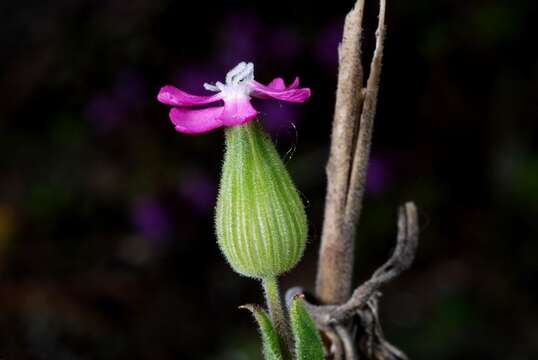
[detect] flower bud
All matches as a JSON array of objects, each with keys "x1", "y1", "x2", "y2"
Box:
[{"x1": 215, "y1": 121, "x2": 307, "y2": 279}]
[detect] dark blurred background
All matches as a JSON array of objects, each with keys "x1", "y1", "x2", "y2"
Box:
[{"x1": 1, "y1": 0, "x2": 537, "y2": 359}]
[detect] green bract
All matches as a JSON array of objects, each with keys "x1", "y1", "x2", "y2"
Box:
[
  {"x1": 215, "y1": 121, "x2": 307, "y2": 279},
  {"x1": 240, "y1": 304, "x2": 284, "y2": 360},
  {"x1": 290, "y1": 297, "x2": 324, "y2": 360}
]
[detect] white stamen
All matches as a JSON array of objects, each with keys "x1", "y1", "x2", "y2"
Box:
[
  {"x1": 245, "y1": 63, "x2": 255, "y2": 82},
  {"x1": 234, "y1": 62, "x2": 254, "y2": 84},
  {"x1": 204, "y1": 83, "x2": 219, "y2": 91},
  {"x1": 203, "y1": 61, "x2": 256, "y2": 97},
  {"x1": 225, "y1": 62, "x2": 247, "y2": 84},
  {"x1": 204, "y1": 81, "x2": 227, "y2": 92}
]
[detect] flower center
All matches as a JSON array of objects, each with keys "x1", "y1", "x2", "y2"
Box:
[{"x1": 204, "y1": 62, "x2": 254, "y2": 100}]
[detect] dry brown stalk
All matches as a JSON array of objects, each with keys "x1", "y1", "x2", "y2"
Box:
[
  {"x1": 311, "y1": 3, "x2": 420, "y2": 357},
  {"x1": 316, "y1": 0, "x2": 367, "y2": 305},
  {"x1": 316, "y1": 0, "x2": 387, "y2": 305}
]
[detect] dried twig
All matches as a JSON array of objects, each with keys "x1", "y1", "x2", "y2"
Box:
[
  {"x1": 316, "y1": 0, "x2": 386, "y2": 305},
  {"x1": 335, "y1": 325, "x2": 359, "y2": 360},
  {"x1": 308, "y1": 202, "x2": 418, "y2": 326},
  {"x1": 304, "y1": 203, "x2": 417, "y2": 359},
  {"x1": 290, "y1": 202, "x2": 419, "y2": 359},
  {"x1": 357, "y1": 297, "x2": 409, "y2": 360},
  {"x1": 334, "y1": 202, "x2": 418, "y2": 322},
  {"x1": 325, "y1": 327, "x2": 344, "y2": 360},
  {"x1": 344, "y1": 0, "x2": 386, "y2": 253},
  {"x1": 316, "y1": 0, "x2": 366, "y2": 305},
  {"x1": 311, "y1": 1, "x2": 419, "y2": 358}
]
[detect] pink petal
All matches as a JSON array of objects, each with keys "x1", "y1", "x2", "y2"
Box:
[
  {"x1": 169, "y1": 107, "x2": 224, "y2": 134},
  {"x1": 267, "y1": 78, "x2": 286, "y2": 90},
  {"x1": 218, "y1": 98, "x2": 258, "y2": 126},
  {"x1": 288, "y1": 77, "x2": 300, "y2": 89},
  {"x1": 250, "y1": 80, "x2": 311, "y2": 103},
  {"x1": 265, "y1": 77, "x2": 300, "y2": 90},
  {"x1": 158, "y1": 86, "x2": 222, "y2": 107}
]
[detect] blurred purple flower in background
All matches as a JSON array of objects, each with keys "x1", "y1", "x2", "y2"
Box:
[
  {"x1": 267, "y1": 28, "x2": 303, "y2": 62},
  {"x1": 85, "y1": 69, "x2": 146, "y2": 133},
  {"x1": 366, "y1": 155, "x2": 393, "y2": 196},
  {"x1": 315, "y1": 21, "x2": 342, "y2": 70},
  {"x1": 173, "y1": 64, "x2": 221, "y2": 93},
  {"x1": 131, "y1": 197, "x2": 171, "y2": 243},
  {"x1": 112, "y1": 70, "x2": 146, "y2": 107},
  {"x1": 85, "y1": 93, "x2": 125, "y2": 133},
  {"x1": 179, "y1": 172, "x2": 216, "y2": 216},
  {"x1": 218, "y1": 12, "x2": 262, "y2": 66}
]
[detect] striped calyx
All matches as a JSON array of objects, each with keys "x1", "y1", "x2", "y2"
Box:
[{"x1": 215, "y1": 121, "x2": 307, "y2": 279}]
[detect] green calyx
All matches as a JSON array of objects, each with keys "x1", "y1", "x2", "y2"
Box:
[{"x1": 215, "y1": 120, "x2": 307, "y2": 279}]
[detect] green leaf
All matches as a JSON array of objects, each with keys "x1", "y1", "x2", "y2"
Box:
[
  {"x1": 290, "y1": 297, "x2": 324, "y2": 360},
  {"x1": 240, "y1": 304, "x2": 284, "y2": 360}
]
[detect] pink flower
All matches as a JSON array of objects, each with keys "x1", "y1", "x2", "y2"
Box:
[{"x1": 157, "y1": 62, "x2": 311, "y2": 134}]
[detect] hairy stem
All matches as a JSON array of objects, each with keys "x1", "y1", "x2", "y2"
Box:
[{"x1": 262, "y1": 276, "x2": 292, "y2": 357}]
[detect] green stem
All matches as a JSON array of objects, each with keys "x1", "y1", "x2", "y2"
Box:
[{"x1": 262, "y1": 276, "x2": 292, "y2": 358}]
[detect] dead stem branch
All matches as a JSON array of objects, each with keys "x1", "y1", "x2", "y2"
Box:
[
  {"x1": 316, "y1": 0, "x2": 386, "y2": 305},
  {"x1": 309, "y1": 202, "x2": 418, "y2": 359},
  {"x1": 316, "y1": 0, "x2": 366, "y2": 305},
  {"x1": 336, "y1": 325, "x2": 358, "y2": 360},
  {"x1": 311, "y1": 1, "x2": 419, "y2": 358}
]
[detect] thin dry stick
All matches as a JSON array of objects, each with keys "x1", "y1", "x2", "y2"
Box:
[
  {"x1": 307, "y1": 202, "x2": 418, "y2": 326},
  {"x1": 344, "y1": 0, "x2": 386, "y2": 236},
  {"x1": 334, "y1": 202, "x2": 418, "y2": 322},
  {"x1": 304, "y1": 202, "x2": 417, "y2": 359},
  {"x1": 316, "y1": 0, "x2": 366, "y2": 305},
  {"x1": 335, "y1": 325, "x2": 358, "y2": 360},
  {"x1": 316, "y1": 0, "x2": 386, "y2": 305},
  {"x1": 325, "y1": 327, "x2": 344, "y2": 360}
]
